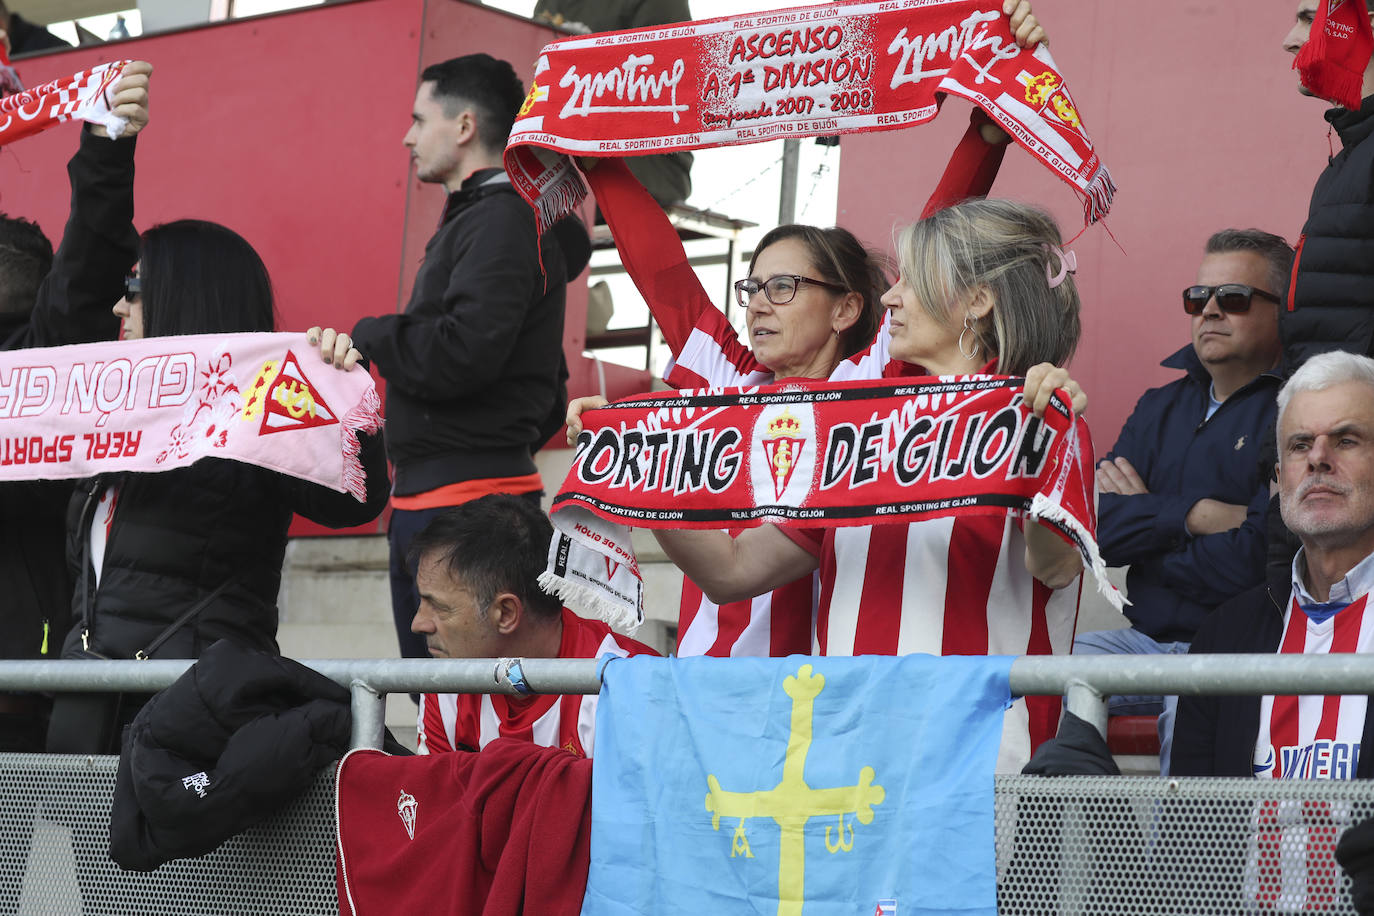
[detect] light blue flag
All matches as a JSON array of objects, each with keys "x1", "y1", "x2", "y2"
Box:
[{"x1": 580, "y1": 654, "x2": 1014, "y2": 916}]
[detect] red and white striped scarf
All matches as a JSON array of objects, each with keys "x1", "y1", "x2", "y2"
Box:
[{"x1": 504, "y1": 0, "x2": 1115, "y2": 233}]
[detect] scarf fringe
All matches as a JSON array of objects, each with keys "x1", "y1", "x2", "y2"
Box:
[
  {"x1": 339, "y1": 385, "x2": 382, "y2": 502},
  {"x1": 1029, "y1": 492, "x2": 1126, "y2": 611},
  {"x1": 1299, "y1": 61, "x2": 1365, "y2": 111},
  {"x1": 533, "y1": 161, "x2": 589, "y2": 235},
  {"x1": 1082, "y1": 166, "x2": 1117, "y2": 226},
  {"x1": 537, "y1": 570, "x2": 642, "y2": 634}
]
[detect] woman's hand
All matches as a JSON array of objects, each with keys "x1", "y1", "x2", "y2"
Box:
[
  {"x1": 306, "y1": 326, "x2": 362, "y2": 370},
  {"x1": 1004, "y1": 0, "x2": 1047, "y2": 48},
  {"x1": 92, "y1": 60, "x2": 153, "y2": 138},
  {"x1": 566, "y1": 395, "x2": 609, "y2": 445},
  {"x1": 1022, "y1": 363, "x2": 1086, "y2": 418}
]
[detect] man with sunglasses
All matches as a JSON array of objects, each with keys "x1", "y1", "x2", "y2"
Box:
[{"x1": 1075, "y1": 228, "x2": 1293, "y2": 775}]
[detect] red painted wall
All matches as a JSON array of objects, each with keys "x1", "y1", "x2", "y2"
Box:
[{"x1": 837, "y1": 0, "x2": 1323, "y2": 455}]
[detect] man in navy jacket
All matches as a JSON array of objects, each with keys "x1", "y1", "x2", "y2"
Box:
[{"x1": 1076, "y1": 229, "x2": 1292, "y2": 774}]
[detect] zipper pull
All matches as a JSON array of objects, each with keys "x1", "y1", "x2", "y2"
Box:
[
  {"x1": 82, "y1": 629, "x2": 90, "y2": 651},
  {"x1": 40, "y1": 619, "x2": 49, "y2": 655}
]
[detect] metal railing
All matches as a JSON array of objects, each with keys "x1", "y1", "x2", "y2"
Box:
[
  {"x1": 7, "y1": 654, "x2": 1374, "y2": 914},
  {"x1": 5, "y1": 652, "x2": 1374, "y2": 747}
]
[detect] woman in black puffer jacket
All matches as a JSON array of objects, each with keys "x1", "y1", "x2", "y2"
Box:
[{"x1": 47, "y1": 220, "x2": 390, "y2": 753}]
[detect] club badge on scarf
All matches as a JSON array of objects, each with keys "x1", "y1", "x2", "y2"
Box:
[
  {"x1": 0, "y1": 332, "x2": 381, "y2": 500},
  {"x1": 0, "y1": 59, "x2": 131, "y2": 145},
  {"x1": 540, "y1": 376, "x2": 1122, "y2": 632},
  {"x1": 1294, "y1": 0, "x2": 1374, "y2": 111},
  {"x1": 583, "y1": 654, "x2": 1012, "y2": 916},
  {"x1": 505, "y1": 0, "x2": 1115, "y2": 231}
]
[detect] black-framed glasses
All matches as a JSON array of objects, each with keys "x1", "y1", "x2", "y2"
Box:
[
  {"x1": 1181, "y1": 284, "x2": 1280, "y2": 315},
  {"x1": 124, "y1": 272, "x2": 142, "y2": 302},
  {"x1": 734, "y1": 274, "x2": 847, "y2": 308}
]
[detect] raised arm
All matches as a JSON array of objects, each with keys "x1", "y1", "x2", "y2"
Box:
[
  {"x1": 584, "y1": 158, "x2": 763, "y2": 385},
  {"x1": 22, "y1": 61, "x2": 151, "y2": 348}
]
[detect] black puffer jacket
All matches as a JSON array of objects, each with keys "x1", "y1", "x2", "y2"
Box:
[
  {"x1": 1282, "y1": 97, "x2": 1374, "y2": 368},
  {"x1": 63, "y1": 439, "x2": 389, "y2": 660},
  {"x1": 109, "y1": 640, "x2": 352, "y2": 870}
]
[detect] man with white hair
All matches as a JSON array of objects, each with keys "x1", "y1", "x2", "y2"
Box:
[{"x1": 1174, "y1": 350, "x2": 1374, "y2": 780}]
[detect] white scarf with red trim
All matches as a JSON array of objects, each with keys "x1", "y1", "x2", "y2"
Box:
[
  {"x1": 539, "y1": 376, "x2": 1123, "y2": 631},
  {"x1": 505, "y1": 0, "x2": 1115, "y2": 233},
  {"x1": 0, "y1": 332, "x2": 381, "y2": 500}
]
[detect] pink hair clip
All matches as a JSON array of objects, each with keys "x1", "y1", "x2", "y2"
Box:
[{"x1": 1045, "y1": 244, "x2": 1077, "y2": 289}]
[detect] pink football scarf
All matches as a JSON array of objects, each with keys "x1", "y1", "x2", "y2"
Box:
[
  {"x1": 0, "y1": 332, "x2": 382, "y2": 500},
  {"x1": 1295, "y1": 0, "x2": 1374, "y2": 110},
  {"x1": 0, "y1": 59, "x2": 131, "y2": 145},
  {"x1": 505, "y1": 0, "x2": 1115, "y2": 230},
  {"x1": 540, "y1": 376, "x2": 1123, "y2": 631}
]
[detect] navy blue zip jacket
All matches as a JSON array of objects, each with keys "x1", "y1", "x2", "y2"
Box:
[{"x1": 1098, "y1": 345, "x2": 1280, "y2": 643}]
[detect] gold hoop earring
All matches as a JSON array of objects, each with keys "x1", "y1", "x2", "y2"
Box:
[{"x1": 958, "y1": 313, "x2": 980, "y2": 361}]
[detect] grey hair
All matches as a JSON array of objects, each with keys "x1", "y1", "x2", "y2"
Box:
[
  {"x1": 1276, "y1": 351, "x2": 1374, "y2": 443},
  {"x1": 894, "y1": 198, "x2": 1080, "y2": 375},
  {"x1": 1204, "y1": 229, "x2": 1294, "y2": 305}
]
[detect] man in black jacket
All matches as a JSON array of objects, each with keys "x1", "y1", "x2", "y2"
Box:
[
  {"x1": 0, "y1": 61, "x2": 150, "y2": 751},
  {"x1": 347, "y1": 55, "x2": 589, "y2": 665},
  {"x1": 1280, "y1": 0, "x2": 1374, "y2": 369},
  {"x1": 1175, "y1": 350, "x2": 1374, "y2": 780}
]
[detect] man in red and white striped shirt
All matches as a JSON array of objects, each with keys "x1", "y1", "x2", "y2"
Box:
[
  {"x1": 408, "y1": 495, "x2": 658, "y2": 758},
  {"x1": 1176, "y1": 351, "x2": 1374, "y2": 909}
]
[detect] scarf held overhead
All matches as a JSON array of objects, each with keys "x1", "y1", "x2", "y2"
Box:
[
  {"x1": 540, "y1": 377, "x2": 1122, "y2": 631},
  {"x1": 0, "y1": 59, "x2": 132, "y2": 145},
  {"x1": 505, "y1": 0, "x2": 1115, "y2": 228},
  {"x1": 0, "y1": 332, "x2": 382, "y2": 500}
]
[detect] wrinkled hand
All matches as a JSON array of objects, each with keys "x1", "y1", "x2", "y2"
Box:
[
  {"x1": 1004, "y1": 0, "x2": 1047, "y2": 48},
  {"x1": 565, "y1": 395, "x2": 609, "y2": 446},
  {"x1": 92, "y1": 60, "x2": 152, "y2": 138},
  {"x1": 306, "y1": 326, "x2": 363, "y2": 371},
  {"x1": 1022, "y1": 362, "x2": 1086, "y2": 418},
  {"x1": 1097, "y1": 457, "x2": 1148, "y2": 496}
]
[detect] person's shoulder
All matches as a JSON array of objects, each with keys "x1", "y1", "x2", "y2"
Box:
[{"x1": 1191, "y1": 582, "x2": 1283, "y2": 653}]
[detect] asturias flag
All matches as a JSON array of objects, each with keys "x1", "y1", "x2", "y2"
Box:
[{"x1": 581, "y1": 654, "x2": 1013, "y2": 916}]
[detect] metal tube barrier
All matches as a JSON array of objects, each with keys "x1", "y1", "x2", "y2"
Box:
[{"x1": 6, "y1": 653, "x2": 1374, "y2": 748}]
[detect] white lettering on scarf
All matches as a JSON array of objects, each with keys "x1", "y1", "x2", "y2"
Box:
[
  {"x1": 56, "y1": 353, "x2": 195, "y2": 427},
  {"x1": 559, "y1": 54, "x2": 690, "y2": 123},
  {"x1": 887, "y1": 11, "x2": 1021, "y2": 89}
]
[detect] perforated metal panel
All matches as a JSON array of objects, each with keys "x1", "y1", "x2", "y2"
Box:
[
  {"x1": 9, "y1": 757, "x2": 1374, "y2": 914},
  {"x1": 2, "y1": 753, "x2": 336, "y2": 916},
  {"x1": 995, "y1": 775, "x2": 1374, "y2": 915}
]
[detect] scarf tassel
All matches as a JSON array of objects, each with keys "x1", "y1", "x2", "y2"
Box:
[
  {"x1": 339, "y1": 385, "x2": 383, "y2": 502},
  {"x1": 1029, "y1": 492, "x2": 1126, "y2": 611},
  {"x1": 537, "y1": 570, "x2": 641, "y2": 633},
  {"x1": 533, "y1": 164, "x2": 589, "y2": 236},
  {"x1": 1081, "y1": 166, "x2": 1117, "y2": 226}
]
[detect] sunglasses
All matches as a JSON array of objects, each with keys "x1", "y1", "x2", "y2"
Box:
[
  {"x1": 124, "y1": 273, "x2": 142, "y2": 302},
  {"x1": 1181, "y1": 284, "x2": 1280, "y2": 315}
]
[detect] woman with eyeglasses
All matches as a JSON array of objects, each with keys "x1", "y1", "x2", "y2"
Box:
[
  {"x1": 577, "y1": 198, "x2": 1086, "y2": 771},
  {"x1": 46, "y1": 219, "x2": 390, "y2": 754},
  {"x1": 566, "y1": 1, "x2": 1051, "y2": 662}
]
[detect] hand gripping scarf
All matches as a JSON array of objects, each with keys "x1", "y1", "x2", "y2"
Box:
[
  {"x1": 0, "y1": 332, "x2": 382, "y2": 500},
  {"x1": 504, "y1": 0, "x2": 1116, "y2": 233},
  {"x1": 539, "y1": 376, "x2": 1124, "y2": 632},
  {"x1": 1294, "y1": 0, "x2": 1374, "y2": 111},
  {"x1": 0, "y1": 58, "x2": 132, "y2": 145}
]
